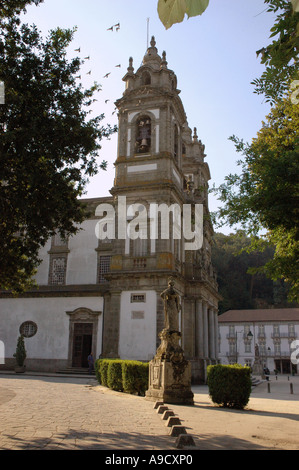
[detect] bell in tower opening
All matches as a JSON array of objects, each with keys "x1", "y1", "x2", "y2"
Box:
[{"x1": 135, "y1": 116, "x2": 151, "y2": 153}]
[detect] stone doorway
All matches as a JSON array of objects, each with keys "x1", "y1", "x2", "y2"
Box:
[
  {"x1": 72, "y1": 323, "x2": 93, "y2": 368},
  {"x1": 66, "y1": 307, "x2": 101, "y2": 369}
]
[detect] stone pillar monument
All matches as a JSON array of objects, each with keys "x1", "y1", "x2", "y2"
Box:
[
  {"x1": 252, "y1": 343, "x2": 264, "y2": 378},
  {"x1": 146, "y1": 278, "x2": 194, "y2": 405}
]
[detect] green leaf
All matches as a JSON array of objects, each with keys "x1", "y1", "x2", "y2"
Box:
[
  {"x1": 157, "y1": 0, "x2": 187, "y2": 29},
  {"x1": 186, "y1": 0, "x2": 209, "y2": 18},
  {"x1": 157, "y1": 0, "x2": 209, "y2": 29},
  {"x1": 290, "y1": 0, "x2": 299, "y2": 12}
]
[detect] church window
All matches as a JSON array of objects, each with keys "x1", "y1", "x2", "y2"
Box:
[
  {"x1": 135, "y1": 116, "x2": 151, "y2": 154},
  {"x1": 98, "y1": 255, "x2": 111, "y2": 283},
  {"x1": 273, "y1": 324, "x2": 279, "y2": 337},
  {"x1": 289, "y1": 324, "x2": 295, "y2": 336},
  {"x1": 20, "y1": 321, "x2": 38, "y2": 338},
  {"x1": 229, "y1": 342, "x2": 236, "y2": 356},
  {"x1": 274, "y1": 341, "x2": 281, "y2": 355},
  {"x1": 131, "y1": 293, "x2": 146, "y2": 303},
  {"x1": 133, "y1": 237, "x2": 147, "y2": 257},
  {"x1": 48, "y1": 233, "x2": 69, "y2": 285},
  {"x1": 49, "y1": 256, "x2": 67, "y2": 285},
  {"x1": 141, "y1": 71, "x2": 151, "y2": 85}
]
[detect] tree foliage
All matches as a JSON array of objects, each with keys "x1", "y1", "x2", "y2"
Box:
[
  {"x1": 0, "y1": 2, "x2": 116, "y2": 292},
  {"x1": 215, "y1": 97, "x2": 299, "y2": 301},
  {"x1": 211, "y1": 1, "x2": 299, "y2": 303},
  {"x1": 252, "y1": 0, "x2": 299, "y2": 105},
  {"x1": 211, "y1": 232, "x2": 294, "y2": 313}
]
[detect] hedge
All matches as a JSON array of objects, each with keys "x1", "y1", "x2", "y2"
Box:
[
  {"x1": 122, "y1": 360, "x2": 149, "y2": 396},
  {"x1": 107, "y1": 360, "x2": 123, "y2": 392},
  {"x1": 95, "y1": 358, "x2": 149, "y2": 396},
  {"x1": 207, "y1": 364, "x2": 252, "y2": 409}
]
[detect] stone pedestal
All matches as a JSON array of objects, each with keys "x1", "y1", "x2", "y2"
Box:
[
  {"x1": 252, "y1": 359, "x2": 264, "y2": 378},
  {"x1": 146, "y1": 329, "x2": 194, "y2": 405}
]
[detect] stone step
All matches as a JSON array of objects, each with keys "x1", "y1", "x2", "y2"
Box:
[{"x1": 57, "y1": 367, "x2": 94, "y2": 375}]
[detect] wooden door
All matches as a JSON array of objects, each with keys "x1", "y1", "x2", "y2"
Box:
[{"x1": 72, "y1": 323, "x2": 93, "y2": 367}]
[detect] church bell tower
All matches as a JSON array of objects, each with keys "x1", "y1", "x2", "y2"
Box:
[
  {"x1": 112, "y1": 36, "x2": 187, "y2": 199},
  {"x1": 101, "y1": 37, "x2": 221, "y2": 383}
]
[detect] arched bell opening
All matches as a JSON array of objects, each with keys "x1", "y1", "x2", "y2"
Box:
[{"x1": 135, "y1": 115, "x2": 151, "y2": 154}]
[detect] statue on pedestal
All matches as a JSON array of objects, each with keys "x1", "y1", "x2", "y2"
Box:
[
  {"x1": 252, "y1": 343, "x2": 264, "y2": 378},
  {"x1": 146, "y1": 278, "x2": 194, "y2": 405},
  {"x1": 161, "y1": 278, "x2": 180, "y2": 331}
]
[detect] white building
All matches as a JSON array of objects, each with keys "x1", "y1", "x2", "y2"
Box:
[{"x1": 218, "y1": 309, "x2": 299, "y2": 374}]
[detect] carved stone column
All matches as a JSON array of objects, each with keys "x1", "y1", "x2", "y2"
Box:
[
  {"x1": 195, "y1": 299, "x2": 204, "y2": 358},
  {"x1": 101, "y1": 290, "x2": 121, "y2": 358},
  {"x1": 203, "y1": 301, "x2": 209, "y2": 358},
  {"x1": 214, "y1": 308, "x2": 219, "y2": 361},
  {"x1": 208, "y1": 306, "x2": 216, "y2": 360}
]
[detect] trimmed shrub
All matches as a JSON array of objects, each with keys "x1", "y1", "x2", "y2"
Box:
[
  {"x1": 207, "y1": 364, "x2": 251, "y2": 409},
  {"x1": 14, "y1": 335, "x2": 26, "y2": 366},
  {"x1": 122, "y1": 361, "x2": 149, "y2": 396},
  {"x1": 107, "y1": 360, "x2": 123, "y2": 391},
  {"x1": 95, "y1": 358, "x2": 149, "y2": 396},
  {"x1": 94, "y1": 358, "x2": 101, "y2": 383},
  {"x1": 97, "y1": 359, "x2": 112, "y2": 387}
]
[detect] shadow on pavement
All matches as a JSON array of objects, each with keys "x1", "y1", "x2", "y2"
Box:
[{"x1": 1, "y1": 428, "x2": 176, "y2": 450}]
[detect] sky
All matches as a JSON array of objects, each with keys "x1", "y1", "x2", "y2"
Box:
[{"x1": 21, "y1": 0, "x2": 276, "y2": 233}]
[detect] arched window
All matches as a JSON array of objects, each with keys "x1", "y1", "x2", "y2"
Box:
[
  {"x1": 141, "y1": 71, "x2": 151, "y2": 85},
  {"x1": 135, "y1": 116, "x2": 151, "y2": 154}
]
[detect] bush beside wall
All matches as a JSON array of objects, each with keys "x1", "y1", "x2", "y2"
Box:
[
  {"x1": 95, "y1": 359, "x2": 149, "y2": 396},
  {"x1": 122, "y1": 361, "x2": 149, "y2": 396},
  {"x1": 107, "y1": 360, "x2": 123, "y2": 392},
  {"x1": 207, "y1": 364, "x2": 252, "y2": 409}
]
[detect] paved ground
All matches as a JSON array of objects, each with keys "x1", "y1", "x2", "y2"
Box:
[
  {"x1": 171, "y1": 375, "x2": 299, "y2": 450},
  {"x1": 0, "y1": 372, "x2": 298, "y2": 451}
]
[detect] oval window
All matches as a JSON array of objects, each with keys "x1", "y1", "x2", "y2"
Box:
[{"x1": 19, "y1": 321, "x2": 38, "y2": 338}]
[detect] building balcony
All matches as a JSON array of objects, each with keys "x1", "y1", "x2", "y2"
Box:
[
  {"x1": 184, "y1": 263, "x2": 218, "y2": 289},
  {"x1": 271, "y1": 332, "x2": 297, "y2": 339}
]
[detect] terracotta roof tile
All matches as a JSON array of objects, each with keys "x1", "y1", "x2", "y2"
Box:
[{"x1": 218, "y1": 308, "x2": 299, "y2": 323}]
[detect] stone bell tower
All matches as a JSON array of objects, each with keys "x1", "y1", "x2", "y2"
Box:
[
  {"x1": 101, "y1": 37, "x2": 220, "y2": 383},
  {"x1": 112, "y1": 36, "x2": 187, "y2": 200}
]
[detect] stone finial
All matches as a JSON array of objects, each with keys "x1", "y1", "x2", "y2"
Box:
[
  {"x1": 161, "y1": 50, "x2": 168, "y2": 68},
  {"x1": 193, "y1": 127, "x2": 198, "y2": 142},
  {"x1": 127, "y1": 56, "x2": 134, "y2": 73},
  {"x1": 143, "y1": 35, "x2": 161, "y2": 68}
]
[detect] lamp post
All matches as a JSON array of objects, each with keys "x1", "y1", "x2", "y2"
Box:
[{"x1": 235, "y1": 329, "x2": 253, "y2": 364}]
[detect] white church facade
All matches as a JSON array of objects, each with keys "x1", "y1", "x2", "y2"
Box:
[{"x1": 0, "y1": 38, "x2": 221, "y2": 383}]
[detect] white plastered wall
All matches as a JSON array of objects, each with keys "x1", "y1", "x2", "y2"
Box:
[
  {"x1": 118, "y1": 290, "x2": 157, "y2": 361},
  {"x1": 0, "y1": 296, "x2": 103, "y2": 361}
]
